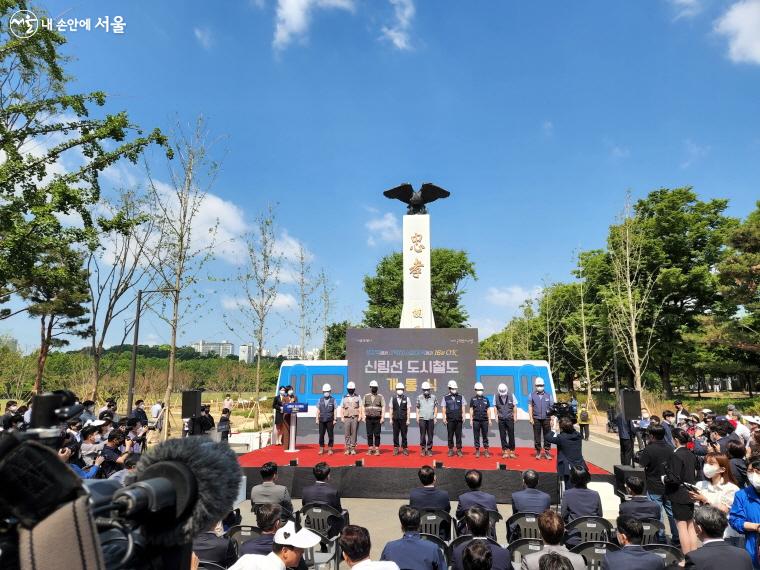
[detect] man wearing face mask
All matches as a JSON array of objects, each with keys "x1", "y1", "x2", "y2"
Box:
[
  {"x1": 2, "y1": 400, "x2": 18, "y2": 430},
  {"x1": 316, "y1": 383, "x2": 337, "y2": 455},
  {"x1": 416, "y1": 381, "x2": 438, "y2": 456},
  {"x1": 529, "y1": 379, "x2": 554, "y2": 460},
  {"x1": 390, "y1": 382, "x2": 411, "y2": 456},
  {"x1": 340, "y1": 381, "x2": 363, "y2": 455},
  {"x1": 469, "y1": 382, "x2": 492, "y2": 458},
  {"x1": 494, "y1": 383, "x2": 517, "y2": 458},
  {"x1": 443, "y1": 380, "x2": 465, "y2": 457},
  {"x1": 364, "y1": 380, "x2": 385, "y2": 455}
]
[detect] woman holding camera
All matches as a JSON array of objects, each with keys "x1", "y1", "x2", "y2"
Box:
[
  {"x1": 664, "y1": 428, "x2": 699, "y2": 554},
  {"x1": 545, "y1": 416, "x2": 586, "y2": 489}
]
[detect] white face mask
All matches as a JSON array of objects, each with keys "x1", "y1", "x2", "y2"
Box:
[
  {"x1": 288, "y1": 390, "x2": 294, "y2": 396},
  {"x1": 536, "y1": 386, "x2": 544, "y2": 392},
  {"x1": 749, "y1": 472, "x2": 760, "y2": 490},
  {"x1": 703, "y1": 463, "x2": 721, "y2": 480},
  {"x1": 323, "y1": 392, "x2": 330, "y2": 398},
  {"x1": 476, "y1": 390, "x2": 484, "y2": 396},
  {"x1": 396, "y1": 390, "x2": 404, "y2": 395}
]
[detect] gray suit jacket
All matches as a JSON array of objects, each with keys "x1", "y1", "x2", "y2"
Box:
[
  {"x1": 521, "y1": 544, "x2": 586, "y2": 570},
  {"x1": 250, "y1": 481, "x2": 293, "y2": 515}
]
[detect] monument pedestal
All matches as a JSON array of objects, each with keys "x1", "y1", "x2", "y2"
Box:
[{"x1": 400, "y1": 214, "x2": 435, "y2": 328}]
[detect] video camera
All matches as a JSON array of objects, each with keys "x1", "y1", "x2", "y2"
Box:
[
  {"x1": 0, "y1": 390, "x2": 241, "y2": 570},
  {"x1": 548, "y1": 401, "x2": 577, "y2": 424}
]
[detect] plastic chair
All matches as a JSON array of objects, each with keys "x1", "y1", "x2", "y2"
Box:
[
  {"x1": 640, "y1": 518, "x2": 665, "y2": 545},
  {"x1": 486, "y1": 509, "x2": 503, "y2": 541},
  {"x1": 569, "y1": 541, "x2": 620, "y2": 570},
  {"x1": 197, "y1": 562, "x2": 226, "y2": 570},
  {"x1": 420, "y1": 510, "x2": 453, "y2": 541},
  {"x1": 226, "y1": 524, "x2": 261, "y2": 547},
  {"x1": 505, "y1": 512, "x2": 541, "y2": 542},
  {"x1": 507, "y1": 538, "x2": 544, "y2": 564},
  {"x1": 643, "y1": 543, "x2": 685, "y2": 566},
  {"x1": 302, "y1": 534, "x2": 341, "y2": 570},
  {"x1": 299, "y1": 503, "x2": 347, "y2": 538},
  {"x1": 566, "y1": 516, "x2": 614, "y2": 543},
  {"x1": 419, "y1": 533, "x2": 451, "y2": 567}
]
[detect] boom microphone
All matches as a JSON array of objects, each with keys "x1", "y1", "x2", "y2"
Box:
[{"x1": 121, "y1": 436, "x2": 242, "y2": 546}]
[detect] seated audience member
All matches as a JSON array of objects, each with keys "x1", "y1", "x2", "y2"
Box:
[
  {"x1": 380, "y1": 506, "x2": 446, "y2": 570},
  {"x1": 560, "y1": 465, "x2": 602, "y2": 524},
  {"x1": 685, "y1": 505, "x2": 752, "y2": 570},
  {"x1": 729, "y1": 455, "x2": 760, "y2": 567},
  {"x1": 727, "y1": 440, "x2": 749, "y2": 488},
  {"x1": 301, "y1": 462, "x2": 342, "y2": 510},
  {"x1": 537, "y1": 552, "x2": 574, "y2": 570},
  {"x1": 250, "y1": 461, "x2": 294, "y2": 516},
  {"x1": 192, "y1": 521, "x2": 238, "y2": 568},
  {"x1": 601, "y1": 516, "x2": 664, "y2": 570},
  {"x1": 409, "y1": 465, "x2": 451, "y2": 513},
  {"x1": 340, "y1": 525, "x2": 399, "y2": 570},
  {"x1": 619, "y1": 476, "x2": 661, "y2": 520},
  {"x1": 241, "y1": 504, "x2": 282, "y2": 556},
  {"x1": 452, "y1": 507, "x2": 510, "y2": 570},
  {"x1": 462, "y1": 541, "x2": 492, "y2": 570},
  {"x1": 510, "y1": 470, "x2": 551, "y2": 540},
  {"x1": 520, "y1": 510, "x2": 586, "y2": 570},
  {"x1": 455, "y1": 469, "x2": 497, "y2": 521},
  {"x1": 230, "y1": 521, "x2": 320, "y2": 570},
  {"x1": 108, "y1": 453, "x2": 140, "y2": 485}
]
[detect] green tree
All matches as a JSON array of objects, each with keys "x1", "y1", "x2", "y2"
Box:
[
  {"x1": 363, "y1": 248, "x2": 476, "y2": 328},
  {"x1": 319, "y1": 321, "x2": 352, "y2": 359}
]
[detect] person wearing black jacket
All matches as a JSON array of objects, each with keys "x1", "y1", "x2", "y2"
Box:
[
  {"x1": 637, "y1": 423, "x2": 677, "y2": 544},
  {"x1": 685, "y1": 504, "x2": 753, "y2": 570},
  {"x1": 665, "y1": 428, "x2": 699, "y2": 554},
  {"x1": 727, "y1": 440, "x2": 749, "y2": 488},
  {"x1": 544, "y1": 416, "x2": 586, "y2": 488},
  {"x1": 130, "y1": 400, "x2": 149, "y2": 425}
]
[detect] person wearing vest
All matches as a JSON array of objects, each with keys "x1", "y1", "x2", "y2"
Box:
[
  {"x1": 578, "y1": 405, "x2": 590, "y2": 441},
  {"x1": 316, "y1": 383, "x2": 336, "y2": 455},
  {"x1": 339, "y1": 381, "x2": 364, "y2": 455},
  {"x1": 416, "y1": 381, "x2": 438, "y2": 456},
  {"x1": 363, "y1": 380, "x2": 385, "y2": 455},
  {"x1": 390, "y1": 382, "x2": 412, "y2": 456},
  {"x1": 443, "y1": 380, "x2": 464, "y2": 457},
  {"x1": 469, "y1": 382, "x2": 492, "y2": 458},
  {"x1": 529, "y1": 378, "x2": 554, "y2": 460},
  {"x1": 494, "y1": 383, "x2": 518, "y2": 458}
]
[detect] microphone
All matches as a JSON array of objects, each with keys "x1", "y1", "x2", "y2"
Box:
[{"x1": 121, "y1": 436, "x2": 242, "y2": 546}]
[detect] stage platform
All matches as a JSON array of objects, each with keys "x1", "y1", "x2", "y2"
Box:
[{"x1": 238, "y1": 444, "x2": 611, "y2": 505}]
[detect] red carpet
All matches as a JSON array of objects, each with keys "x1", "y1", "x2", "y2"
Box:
[{"x1": 238, "y1": 444, "x2": 609, "y2": 474}]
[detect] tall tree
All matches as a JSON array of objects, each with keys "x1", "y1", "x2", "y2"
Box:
[
  {"x1": 317, "y1": 268, "x2": 335, "y2": 359},
  {"x1": 363, "y1": 248, "x2": 476, "y2": 328},
  {"x1": 319, "y1": 321, "x2": 351, "y2": 360},
  {"x1": 292, "y1": 244, "x2": 317, "y2": 358}
]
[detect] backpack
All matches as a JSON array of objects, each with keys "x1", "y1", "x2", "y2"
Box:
[{"x1": 580, "y1": 410, "x2": 589, "y2": 423}]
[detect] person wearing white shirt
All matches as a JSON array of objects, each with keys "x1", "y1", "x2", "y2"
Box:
[
  {"x1": 689, "y1": 452, "x2": 741, "y2": 545},
  {"x1": 229, "y1": 521, "x2": 320, "y2": 570},
  {"x1": 734, "y1": 416, "x2": 751, "y2": 446},
  {"x1": 341, "y1": 525, "x2": 399, "y2": 570},
  {"x1": 151, "y1": 401, "x2": 162, "y2": 419}
]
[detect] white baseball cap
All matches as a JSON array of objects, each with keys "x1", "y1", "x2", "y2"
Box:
[
  {"x1": 747, "y1": 416, "x2": 760, "y2": 426},
  {"x1": 369, "y1": 380, "x2": 379, "y2": 388},
  {"x1": 85, "y1": 419, "x2": 106, "y2": 427},
  {"x1": 347, "y1": 381, "x2": 356, "y2": 390},
  {"x1": 274, "y1": 521, "x2": 321, "y2": 549}
]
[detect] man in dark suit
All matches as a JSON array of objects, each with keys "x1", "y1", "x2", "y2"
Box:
[
  {"x1": 685, "y1": 505, "x2": 752, "y2": 570},
  {"x1": 512, "y1": 470, "x2": 551, "y2": 515},
  {"x1": 451, "y1": 507, "x2": 510, "y2": 570},
  {"x1": 192, "y1": 521, "x2": 237, "y2": 567},
  {"x1": 381, "y1": 506, "x2": 447, "y2": 570},
  {"x1": 636, "y1": 423, "x2": 676, "y2": 544},
  {"x1": 619, "y1": 476, "x2": 661, "y2": 520},
  {"x1": 455, "y1": 469, "x2": 497, "y2": 519},
  {"x1": 301, "y1": 462, "x2": 342, "y2": 510},
  {"x1": 616, "y1": 410, "x2": 634, "y2": 466},
  {"x1": 409, "y1": 465, "x2": 451, "y2": 513},
  {"x1": 601, "y1": 516, "x2": 664, "y2": 570}
]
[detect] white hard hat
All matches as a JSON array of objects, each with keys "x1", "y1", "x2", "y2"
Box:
[
  {"x1": 448, "y1": 380, "x2": 458, "y2": 389},
  {"x1": 421, "y1": 381, "x2": 431, "y2": 390},
  {"x1": 369, "y1": 380, "x2": 379, "y2": 388},
  {"x1": 396, "y1": 382, "x2": 405, "y2": 390},
  {"x1": 498, "y1": 383, "x2": 508, "y2": 394},
  {"x1": 322, "y1": 383, "x2": 331, "y2": 392},
  {"x1": 474, "y1": 382, "x2": 484, "y2": 390},
  {"x1": 347, "y1": 381, "x2": 356, "y2": 390}
]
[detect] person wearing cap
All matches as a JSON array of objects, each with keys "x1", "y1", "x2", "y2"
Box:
[
  {"x1": 493, "y1": 383, "x2": 517, "y2": 458},
  {"x1": 443, "y1": 380, "x2": 465, "y2": 457},
  {"x1": 390, "y1": 382, "x2": 412, "y2": 456},
  {"x1": 364, "y1": 380, "x2": 386, "y2": 455},
  {"x1": 674, "y1": 400, "x2": 689, "y2": 425},
  {"x1": 316, "y1": 383, "x2": 337, "y2": 455},
  {"x1": 469, "y1": 382, "x2": 491, "y2": 458},
  {"x1": 230, "y1": 520, "x2": 321, "y2": 570},
  {"x1": 528, "y1": 378, "x2": 554, "y2": 460},
  {"x1": 416, "y1": 381, "x2": 438, "y2": 456},
  {"x1": 340, "y1": 381, "x2": 364, "y2": 455}
]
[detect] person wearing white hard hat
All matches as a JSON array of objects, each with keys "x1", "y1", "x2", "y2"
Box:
[
  {"x1": 389, "y1": 382, "x2": 412, "y2": 456},
  {"x1": 416, "y1": 381, "x2": 438, "y2": 456},
  {"x1": 494, "y1": 383, "x2": 518, "y2": 458},
  {"x1": 469, "y1": 382, "x2": 492, "y2": 458},
  {"x1": 340, "y1": 381, "x2": 364, "y2": 455},
  {"x1": 363, "y1": 380, "x2": 385, "y2": 455},
  {"x1": 443, "y1": 380, "x2": 464, "y2": 456},
  {"x1": 316, "y1": 383, "x2": 337, "y2": 455},
  {"x1": 528, "y1": 378, "x2": 554, "y2": 460},
  {"x1": 229, "y1": 520, "x2": 321, "y2": 570}
]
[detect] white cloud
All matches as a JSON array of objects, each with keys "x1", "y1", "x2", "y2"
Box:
[
  {"x1": 273, "y1": 0, "x2": 355, "y2": 50},
  {"x1": 715, "y1": 0, "x2": 760, "y2": 64},
  {"x1": 366, "y1": 212, "x2": 401, "y2": 246},
  {"x1": 610, "y1": 145, "x2": 630, "y2": 159},
  {"x1": 381, "y1": 0, "x2": 415, "y2": 50},
  {"x1": 542, "y1": 120, "x2": 554, "y2": 137},
  {"x1": 485, "y1": 285, "x2": 541, "y2": 308},
  {"x1": 668, "y1": 0, "x2": 702, "y2": 20},
  {"x1": 680, "y1": 138, "x2": 710, "y2": 169},
  {"x1": 193, "y1": 27, "x2": 214, "y2": 50},
  {"x1": 222, "y1": 292, "x2": 296, "y2": 311},
  {"x1": 275, "y1": 229, "x2": 312, "y2": 262},
  {"x1": 468, "y1": 317, "x2": 501, "y2": 339}
]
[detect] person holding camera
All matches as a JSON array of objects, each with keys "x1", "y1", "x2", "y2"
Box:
[
  {"x1": 528, "y1": 378, "x2": 554, "y2": 460},
  {"x1": 545, "y1": 416, "x2": 586, "y2": 488}
]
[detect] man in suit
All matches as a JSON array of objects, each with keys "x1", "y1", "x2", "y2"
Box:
[
  {"x1": 301, "y1": 462, "x2": 345, "y2": 537},
  {"x1": 616, "y1": 409, "x2": 634, "y2": 466},
  {"x1": 636, "y1": 423, "x2": 677, "y2": 544},
  {"x1": 619, "y1": 476, "x2": 661, "y2": 520},
  {"x1": 409, "y1": 465, "x2": 451, "y2": 513},
  {"x1": 451, "y1": 507, "x2": 510, "y2": 570},
  {"x1": 520, "y1": 510, "x2": 585, "y2": 570},
  {"x1": 455, "y1": 470, "x2": 497, "y2": 520},
  {"x1": 601, "y1": 516, "x2": 664, "y2": 570},
  {"x1": 238, "y1": 504, "x2": 312, "y2": 570},
  {"x1": 685, "y1": 505, "x2": 752, "y2": 569},
  {"x1": 250, "y1": 461, "x2": 294, "y2": 517},
  {"x1": 510, "y1": 470, "x2": 551, "y2": 541},
  {"x1": 192, "y1": 521, "x2": 238, "y2": 567},
  {"x1": 381, "y1": 506, "x2": 447, "y2": 570}
]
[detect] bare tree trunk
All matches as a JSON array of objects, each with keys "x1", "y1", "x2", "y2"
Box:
[
  {"x1": 162, "y1": 289, "x2": 180, "y2": 441},
  {"x1": 90, "y1": 349, "x2": 101, "y2": 401}
]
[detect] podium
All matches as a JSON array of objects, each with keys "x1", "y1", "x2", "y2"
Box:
[{"x1": 283, "y1": 402, "x2": 308, "y2": 453}]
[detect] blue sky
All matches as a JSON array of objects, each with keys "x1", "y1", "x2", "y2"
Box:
[{"x1": 4, "y1": 0, "x2": 760, "y2": 353}]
